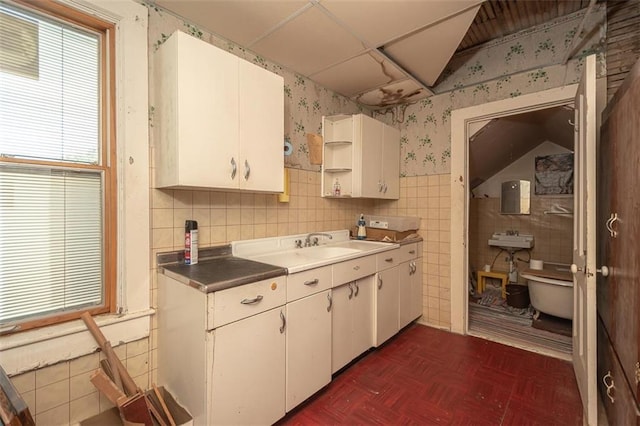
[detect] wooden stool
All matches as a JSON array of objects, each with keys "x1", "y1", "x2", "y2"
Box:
[{"x1": 477, "y1": 270, "x2": 509, "y2": 299}]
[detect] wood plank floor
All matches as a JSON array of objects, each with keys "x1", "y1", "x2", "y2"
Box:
[{"x1": 278, "y1": 323, "x2": 583, "y2": 425}]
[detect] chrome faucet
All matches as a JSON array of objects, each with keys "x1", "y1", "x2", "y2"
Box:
[{"x1": 305, "y1": 232, "x2": 333, "y2": 247}]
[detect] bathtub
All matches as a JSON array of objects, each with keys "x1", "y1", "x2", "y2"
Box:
[{"x1": 520, "y1": 271, "x2": 573, "y2": 320}]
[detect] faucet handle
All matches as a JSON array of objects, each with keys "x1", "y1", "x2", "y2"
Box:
[
  {"x1": 312, "y1": 237, "x2": 319, "y2": 246},
  {"x1": 295, "y1": 239, "x2": 303, "y2": 248}
]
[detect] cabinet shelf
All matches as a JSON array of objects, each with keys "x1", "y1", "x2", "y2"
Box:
[{"x1": 324, "y1": 168, "x2": 352, "y2": 173}]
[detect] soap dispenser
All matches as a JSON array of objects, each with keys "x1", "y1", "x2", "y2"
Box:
[{"x1": 357, "y1": 214, "x2": 366, "y2": 240}]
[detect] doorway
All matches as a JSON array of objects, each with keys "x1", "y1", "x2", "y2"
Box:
[{"x1": 449, "y1": 85, "x2": 578, "y2": 360}]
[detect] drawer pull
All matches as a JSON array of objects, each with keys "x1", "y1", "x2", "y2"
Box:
[
  {"x1": 279, "y1": 311, "x2": 286, "y2": 333},
  {"x1": 354, "y1": 282, "x2": 359, "y2": 297},
  {"x1": 353, "y1": 265, "x2": 360, "y2": 271},
  {"x1": 602, "y1": 371, "x2": 615, "y2": 403},
  {"x1": 240, "y1": 295, "x2": 263, "y2": 305},
  {"x1": 385, "y1": 258, "x2": 394, "y2": 263},
  {"x1": 409, "y1": 250, "x2": 416, "y2": 254},
  {"x1": 348, "y1": 283, "x2": 354, "y2": 299},
  {"x1": 378, "y1": 276, "x2": 383, "y2": 290},
  {"x1": 304, "y1": 278, "x2": 319, "y2": 286},
  {"x1": 327, "y1": 293, "x2": 332, "y2": 312}
]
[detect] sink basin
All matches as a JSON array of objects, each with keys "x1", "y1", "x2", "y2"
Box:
[
  {"x1": 488, "y1": 232, "x2": 534, "y2": 249},
  {"x1": 305, "y1": 246, "x2": 361, "y2": 259}
]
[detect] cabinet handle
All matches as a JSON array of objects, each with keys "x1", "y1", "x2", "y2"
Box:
[
  {"x1": 378, "y1": 276, "x2": 383, "y2": 290},
  {"x1": 240, "y1": 295, "x2": 263, "y2": 305},
  {"x1": 348, "y1": 283, "x2": 354, "y2": 299},
  {"x1": 378, "y1": 182, "x2": 383, "y2": 192},
  {"x1": 605, "y1": 213, "x2": 618, "y2": 238},
  {"x1": 304, "y1": 278, "x2": 319, "y2": 286},
  {"x1": 409, "y1": 250, "x2": 416, "y2": 255},
  {"x1": 383, "y1": 183, "x2": 388, "y2": 193},
  {"x1": 230, "y1": 157, "x2": 237, "y2": 180},
  {"x1": 354, "y1": 282, "x2": 359, "y2": 297},
  {"x1": 385, "y1": 258, "x2": 393, "y2": 263},
  {"x1": 602, "y1": 371, "x2": 615, "y2": 403},
  {"x1": 327, "y1": 292, "x2": 332, "y2": 312},
  {"x1": 353, "y1": 265, "x2": 360, "y2": 271},
  {"x1": 279, "y1": 310, "x2": 286, "y2": 334},
  {"x1": 244, "y1": 159, "x2": 251, "y2": 180}
]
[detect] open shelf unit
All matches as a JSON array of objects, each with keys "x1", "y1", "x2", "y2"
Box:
[{"x1": 322, "y1": 115, "x2": 354, "y2": 197}]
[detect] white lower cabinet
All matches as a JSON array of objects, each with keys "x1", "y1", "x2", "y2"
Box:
[
  {"x1": 331, "y1": 277, "x2": 374, "y2": 373},
  {"x1": 285, "y1": 289, "x2": 332, "y2": 411},
  {"x1": 158, "y1": 274, "x2": 287, "y2": 426},
  {"x1": 211, "y1": 307, "x2": 286, "y2": 425},
  {"x1": 399, "y1": 242, "x2": 424, "y2": 329},
  {"x1": 374, "y1": 266, "x2": 400, "y2": 346}
]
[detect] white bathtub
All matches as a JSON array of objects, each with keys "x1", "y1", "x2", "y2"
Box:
[{"x1": 520, "y1": 272, "x2": 573, "y2": 320}]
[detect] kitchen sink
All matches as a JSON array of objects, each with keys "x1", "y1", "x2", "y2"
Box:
[
  {"x1": 231, "y1": 230, "x2": 399, "y2": 273},
  {"x1": 304, "y1": 246, "x2": 361, "y2": 259}
]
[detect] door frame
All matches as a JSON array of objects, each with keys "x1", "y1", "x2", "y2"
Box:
[{"x1": 449, "y1": 84, "x2": 578, "y2": 336}]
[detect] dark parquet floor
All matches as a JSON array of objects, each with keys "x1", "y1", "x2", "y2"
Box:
[{"x1": 278, "y1": 323, "x2": 583, "y2": 425}]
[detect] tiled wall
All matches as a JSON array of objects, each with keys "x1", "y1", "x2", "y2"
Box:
[
  {"x1": 7, "y1": 338, "x2": 150, "y2": 425},
  {"x1": 469, "y1": 195, "x2": 573, "y2": 280}
]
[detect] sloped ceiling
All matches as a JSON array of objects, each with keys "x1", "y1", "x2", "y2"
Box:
[
  {"x1": 469, "y1": 106, "x2": 575, "y2": 189},
  {"x1": 153, "y1": 0, "x2": 483, "y2": 109},
  {"x1": 153, "y1": 1, "x2": 596, "y2": 109}
]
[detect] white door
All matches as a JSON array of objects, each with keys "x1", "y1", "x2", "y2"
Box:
[
  {"x1": 351, "y1": 277, "x2": 374, "y2": 357},
  {"x1": 331, "y1": 283, "x2": 354, "y2": 374},
  {"x1": 571, "y1": 54, "x2": 597, "y2": 425},
  {"x1": 374, "y1": 267, "x2": 399, "y2": 346},
  {"x1": 358, "y1": 114, "x2": 384, "y2": 197}
]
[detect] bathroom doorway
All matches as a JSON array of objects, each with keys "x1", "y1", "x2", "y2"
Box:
[{"x1": 450, "y1": 85, "x2": 579, "y2": 360}]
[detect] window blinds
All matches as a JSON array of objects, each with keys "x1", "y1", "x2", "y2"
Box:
[{"x1": 0, "y1": 3, "x2": 104, "y2": 324}]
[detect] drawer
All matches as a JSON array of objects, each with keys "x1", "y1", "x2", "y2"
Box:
[
  {"x1": 287, "y1": 265, "x2": 332, "y2": 302},
  {"x1": 597, "y1": 316, "x2": 640, "y2": 425},
  {"x1": 399, "y1": 243, "x2": 419, "y2": 263},
  {"x1": 376, "y1": 248, "x2": 401, "y2": 271},
  {"x1": 208, "y1": 276, "x2": 286, "y2": 329},
  {"x1": 333, "y1": 255, "x2": 376, "y2": 286}
]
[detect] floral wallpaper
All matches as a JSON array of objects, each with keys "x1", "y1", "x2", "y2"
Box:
[
  {"x1": 145, "y1": 3, "x2": 365, "y2": 172},
  {"x1": 375, "y1": 5, "x2": 606, "y2": 177}
]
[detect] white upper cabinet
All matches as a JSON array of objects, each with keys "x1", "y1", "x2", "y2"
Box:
[
  {"x1": 321, "y1": 114, "x2": 399, "y2": 199},
  {"x1": 155, "y1": 31, "x2": 284, "y2": 192}
]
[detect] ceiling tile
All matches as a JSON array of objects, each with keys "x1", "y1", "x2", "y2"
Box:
[
  {"x1": 310, "y1": 51, "x2": 405, "y2": 97},
  {"x1": 319, "y1": 0, "x2": 483, "y2": 47},
  {"x1": 155, "y1": 0, "x2": 310, "y2": 47},
  {"x1": 250, "y1": 5, "x2": 366, "y2": 76},
  {"x1": 355, "y1": 79, "x2": 427, "y2": 109},
  {"x1": 383, "y1": 6, "x2": 480, "y2": 86}
]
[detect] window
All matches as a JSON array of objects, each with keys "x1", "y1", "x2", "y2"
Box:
[{"x1": 0, "y1": 0, "x2": 115, "y2": 332}]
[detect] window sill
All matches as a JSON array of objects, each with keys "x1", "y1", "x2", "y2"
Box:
[{"x1": 0, "y1": 308, "x2": 155, "y2": 376}]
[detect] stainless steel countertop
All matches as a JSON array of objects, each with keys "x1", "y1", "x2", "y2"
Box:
[{"x1": 158, "y1": 246, "x2": 286, "y2": 293}]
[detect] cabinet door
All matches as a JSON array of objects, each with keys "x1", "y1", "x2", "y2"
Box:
[
  {"x1": 398, "y1": 261, "x2": 413, "y2": 329},
  {"x1": 211, "y1": 307, "x2": 285, "y2": 425},
  {"x1": 357, "y1": 114, "x2": 384, "y2": 198},
  {"x1": 374, "y1": 267, "x2": 399, "y2": 346},
  {"x1": 286, "y1": 290, "x2": 332, "y2": 411},
  {"x1": 331, "y1": 283, "x2": 353, "y2": 374},
  {"x1": 157, "y1": 31, "x2": 238, "y2": 189},
  {"x1": 238, "y1": 60, "x2": 284, "y2": 192},
  {"x1": 411, "y1": 259, "x2": 424, "y2": 321},
  {"x1": 352, "y1": 277, "x2": 374, "y2": 357},
  {"x1": 381, "y1": 124, "x2": 400, "y2": 199}
]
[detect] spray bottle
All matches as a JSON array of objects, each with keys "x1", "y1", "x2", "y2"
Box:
[
  {"x1": 185, "y1": 220, "x2": 198, "y2": 265},
  {"x1": 357, "y1": 213, "x2": 366, "y2": 240}
]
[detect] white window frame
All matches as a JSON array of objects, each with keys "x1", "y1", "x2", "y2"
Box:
[{"x1": 0, "y1": 0, "x2": 151, "y2": 375}]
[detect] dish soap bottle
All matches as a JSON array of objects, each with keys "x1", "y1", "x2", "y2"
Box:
[
  {"x1": 357, "y1": 213, "x2": 366, "y2": 240},
  {"x1": 333, "y1": 178, "x2": 341, "y2": 196}
]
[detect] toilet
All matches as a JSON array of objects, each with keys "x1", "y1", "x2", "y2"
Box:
[{"x1": 520, "y1": 263, "x2": 573, "y2": 320}]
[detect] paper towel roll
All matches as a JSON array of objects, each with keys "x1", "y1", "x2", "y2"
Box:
[{"x1": 530, "y1": 259, "x2": 544, "y2": 270}]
